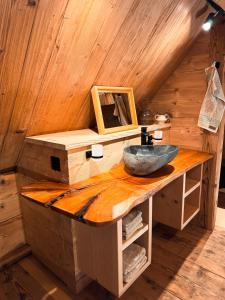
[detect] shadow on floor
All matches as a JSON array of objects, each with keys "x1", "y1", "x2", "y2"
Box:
[
  {"x1": 218, "y1": 191, "x2": 225, "y2": 209},
  {"x1": 2, "y1": 223, "x2": 224, "y2": 300}
]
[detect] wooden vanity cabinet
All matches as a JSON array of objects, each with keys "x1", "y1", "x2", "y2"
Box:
[
  {"x1": 153, "y1": 164, "x2": 203, "y2": 230},
  {"x1": 19, "y1": 136, "x2": 212, "y2": 298},
  {"x1": 76, "y1": 198, "x2": 152, "y2": 297}
]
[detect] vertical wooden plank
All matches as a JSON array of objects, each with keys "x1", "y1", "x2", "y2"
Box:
[
  {"x1": 95, "y1": 0, "x2": 209, "y2": 99},
  {"x1": 0, "y1": 0, "x2": 11, "y2": 66},
  {"x1": 202, "y1": 21, "x2": 225, "y2": 229},
  {"x1": 24, "y1": 0, "x2": 136, "y2": 134},
  {"x1": 0, "y1": 0, "x2": 37, "y2": 162},
  {"x1": 0, "y1": 0, "x2": 69, "y2": 169},
  {"x1": 0, "y1": 173, "x2": 25, "y2": 259},
  {"x1": 148, "y1": 32, "x2": 210, "y2": 151},
  {"x1": 0, "y1": 0, "x2": 211, "y2": 171},
  {"x1": 76, "y1": 219, "x2": 123, "y2": 296}
]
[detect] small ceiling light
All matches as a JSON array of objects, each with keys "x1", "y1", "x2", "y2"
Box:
[
  {"x1": 202, "y1": 12, "x2": 216, "y2": 31},
  {"x1": 202, "y1": 0, "x2": 225, "y2": 31}
]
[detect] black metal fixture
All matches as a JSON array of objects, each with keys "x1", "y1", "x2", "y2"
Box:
[
  {"x1": 202, "y1": 0, "x2": 225, "y2": 31},
  {"x1": 141, "y1": 127, "x2": 162, "y2": 146},
  {"x1": 85, "y1": 144, "x2": 103, "y2": 159},
  {"x1": 215, "y1": 61, "x2": 221, "y2": 69},
  {"x1": 50, "y1": 156, "x2": 61, "y2": 171}
]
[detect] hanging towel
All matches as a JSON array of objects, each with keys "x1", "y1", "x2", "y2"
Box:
[
  {"x1": 113, "y1": 94, "x2": 131, "y2": 125},
  {"x1": 198, "y1": 62, "x2": 225, "y2": 133}
]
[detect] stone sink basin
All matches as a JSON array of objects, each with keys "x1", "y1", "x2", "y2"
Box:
[{"x1": 123, "y1": 145, "x2": 179, "y2": 176}]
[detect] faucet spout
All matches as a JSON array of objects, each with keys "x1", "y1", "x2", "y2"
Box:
[
  {"x1": 141, "y1": 127, "x2": 154, "y2": 146},
  {"x1": 141, "y1": 127, "x2": 148, "y2": 145}
]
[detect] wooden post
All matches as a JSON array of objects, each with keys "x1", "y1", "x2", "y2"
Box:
[{"x1": 202, "y1": 20, "x2": 225, "y2": 230}]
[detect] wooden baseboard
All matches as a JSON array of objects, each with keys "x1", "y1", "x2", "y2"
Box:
[{"x1": 0, "y1": 244, "x2": 31, "y2": 270}]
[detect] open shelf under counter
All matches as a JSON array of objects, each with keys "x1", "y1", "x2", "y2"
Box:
[
  {"x1": 182, "y1": 186, "x2": 201, "y2": 228},
  {"x1": 153, "y1": 162, "x2": 203, "y2": 230},
  {"x1": 122, "y1": 214, "x2": 151, "y2": 294},
  {"x1": 122, "y1": 260, "x2": 151, "y2": 293},
  {"x1": 185, "y1": 178, "x2": 200, "y2": 196},
  {"x1": 122, "y1": 223, "x2": 148, "y2": 251},
  {"x1": 76, "y1": 198, "x2": 152, "y2": 298},
  {"x1": 185, "y1": 164, "x2": 202, "y2": 194}
]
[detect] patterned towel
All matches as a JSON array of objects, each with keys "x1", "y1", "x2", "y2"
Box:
[{"x1": 198, "y1": 62, "x2": 225, "y2": 133}]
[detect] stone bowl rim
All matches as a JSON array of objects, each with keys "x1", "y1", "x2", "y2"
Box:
[{"x1": 123, "y1": 145, "x2": 179, "y2": 159}]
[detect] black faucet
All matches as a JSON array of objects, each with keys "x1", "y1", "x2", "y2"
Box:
[{"x1": 141, "y1": 127, "x2": 154, "y2": 146}]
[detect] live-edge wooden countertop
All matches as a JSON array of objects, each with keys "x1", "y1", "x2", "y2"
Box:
[{"x1": 20, "y1": 148, "x2": 212, "y2": 226}]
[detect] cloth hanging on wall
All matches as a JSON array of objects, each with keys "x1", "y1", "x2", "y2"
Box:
[
  {"x1": 99, "y1": 92, "x2": 115, "y2": 105},
  {"x1": 198, "y1": 62, "x2": 225, "y2": 133},
  {"x1": 113, "y1": 94, "x2": 131, "y2": 125}
]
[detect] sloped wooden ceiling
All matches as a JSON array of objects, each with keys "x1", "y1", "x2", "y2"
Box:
[
  {"x1": 0, "y1": 0, "x2": 210, "y2": 170},
  {"x1": 215, "y1": 0, "x2": 225, "y2": 10}
]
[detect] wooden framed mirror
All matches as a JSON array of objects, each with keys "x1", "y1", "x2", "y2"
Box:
[{"x1": 91, "y1": 86, "x2": 138, "y2": 134}]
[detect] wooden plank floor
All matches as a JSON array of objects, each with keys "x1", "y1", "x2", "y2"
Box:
[{"x1": 1, "y1": 224, "x2": 225, "y2": 300}]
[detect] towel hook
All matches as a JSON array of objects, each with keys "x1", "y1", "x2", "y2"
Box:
[{"x1": 215, "y1": 61, "x2": 221, "y2": 69}]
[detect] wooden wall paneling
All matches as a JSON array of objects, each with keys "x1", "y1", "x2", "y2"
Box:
[
  {"x1": 94, "y1": 0, "x2": 176, "y2": 88},
  {"x1": 0, "y1": 0, "x2": 211, "y2": 171},
  {"x1": 91, "y1": 0, "x2": 210, "y2": 126},
  {"x1": 0, "y1": 216, "x2": 25, "y2": 259},
  {"x1": 0, "y1": 0, "x2": 11, "y2": 66},
  {"x1": 0, "y1": 173, "x2": 25, "y2": 259},
  {"x1": 214, "y1": 0, "x2": 225, "y2": 10},
  {"x1": 147, "y1": 20, "x2": 225, "y2": 230},
  {"x1": 0, "y1": 0, "x2": 37, "y2": 169},
  {"x1": 0, "y1": 173, "x2": 20, "y2": 222},
  {"x1": 148, "y1": 32, "x2": 210, "y2": 150},
  {"x1": 95, "y1": 0, "x2": 210, "y2": 101},
  {"x1": 0, "y1": 0, "x2": 136, "y2": 170},
  {"x1": 26, "y1": 0, "x2": 136, "y2": 135},
  {"x1": 126, "y1": 0, "x2": 211, "y2": 101},
  {"x1": 0, "y1": 0, "x2": 69, "y2": 170}
]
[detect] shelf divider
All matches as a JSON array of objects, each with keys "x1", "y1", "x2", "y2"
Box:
[{"x1": 122, "y1": 223, "x2": 148, "y2": 251}]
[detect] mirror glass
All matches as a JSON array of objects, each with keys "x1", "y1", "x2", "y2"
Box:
[
  {"x1": 99, "y1": 92, "x2": 132, "y2": 128},
  {"x1": 91, "y1": 86, "x2": 138, "y2": 135}
]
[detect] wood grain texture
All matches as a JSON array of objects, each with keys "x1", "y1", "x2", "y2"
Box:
[
  {"x1": 16, "y1": 173, "x2": 91, "y2": 294},
  {"x1": 20, "y1": 149, "x2": 212, "y2": 225},
  {"x1": 24, "y1": 125, "x2": 171, "y2": 151},
  {"x1": 214, "y1": 0, "x2": 225, "y2": 10},
  {"x1": 2, "y1": 224, "x2": 225, "y2": 299},
  {"x1": 147, "y1": 32, "x2": 209, "y2": 150},
  {"x1": 0, "y1": 173, "x2": 25, "y2": 258},
  {"x1": 0, "y1": 0, "x2": 210, "y2": 170},
  {"x1": 18, "y1": 127, "x2": 171, "y2": 185},
  {"x1": 147, "y1": 21, "x2": 225, "y2": 230},
  {"x1": 0, "y1": 0, "x2": 37, "y2": 169},
  {"x1": 202, "y1": 22, "x2": 225, "y2": 230}
]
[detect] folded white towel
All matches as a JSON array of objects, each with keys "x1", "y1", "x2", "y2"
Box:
[
  {"x1": 198, "y1": 62, "x2": 225, "y2": 133},
  {"x1": 123, "y1": 255, "x2": 147, "y2": 283},
  {"x1": 123, "y1": 222, "x2": 143, "y2": 240},
  {"x1": 123, "y1": 215, "x2": 143, "y2": 233},
  {"x1": 122, "y1": 209, "x2": 142, "y2": 230},
  {"x1": 123, "y1": 243, "x2": 146, "y2": 275}
]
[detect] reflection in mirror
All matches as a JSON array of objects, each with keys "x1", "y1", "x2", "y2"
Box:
[
  {"x1": 99, "y1": 92, "x2": 132, "y2": 128},
  {"x1": 91, "y1": 86, "x2": 138, "y2": 135}
]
